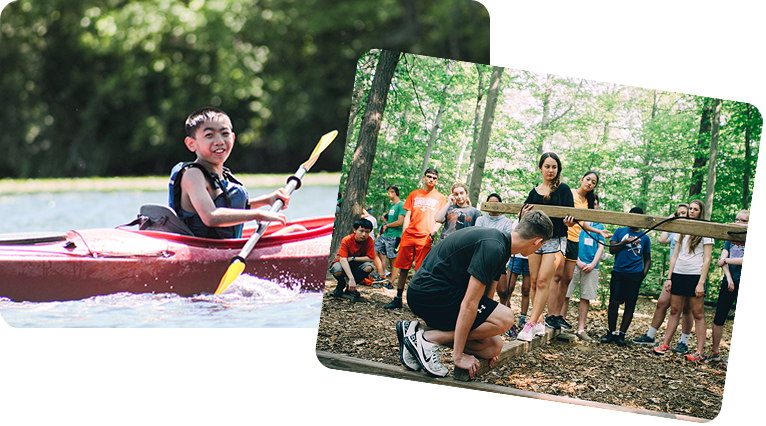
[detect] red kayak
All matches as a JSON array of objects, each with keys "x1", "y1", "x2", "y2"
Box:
[{"x1": 0, "y1": 216, "x2": 334, "y2": 302}]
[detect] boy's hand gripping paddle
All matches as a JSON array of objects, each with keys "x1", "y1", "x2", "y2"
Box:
[{"x1": 214, "y1": 130, "x2": 338, "y2": 295}]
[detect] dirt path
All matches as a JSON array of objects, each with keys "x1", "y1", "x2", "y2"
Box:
[{"x1": 316, "y1": 280, "x2": 732, "y2": 420}]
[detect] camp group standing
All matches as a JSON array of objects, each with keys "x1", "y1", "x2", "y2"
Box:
[{"x1": 328, "y1": 155, "x2": 745, "y2": 379}]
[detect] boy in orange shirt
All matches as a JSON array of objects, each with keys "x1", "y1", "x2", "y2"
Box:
[
  {"x1": 384, "y1": 168, "x2": 447, "y2": 309},
  {"x1": 328, "y1": 218, "x2": 376, "y2": 299}
]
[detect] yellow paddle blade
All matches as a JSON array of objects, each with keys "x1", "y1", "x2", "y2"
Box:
[
  {"x1": 215, "y1": 260, "x2": 246, "y2": 295},
  {"x1": 301, "y1": 130, "x2": 338, "y2": 171}
]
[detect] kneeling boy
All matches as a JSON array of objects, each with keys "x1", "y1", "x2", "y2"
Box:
[{"x1": 397, "y1": 210, "x2": 553, "y2": 378}]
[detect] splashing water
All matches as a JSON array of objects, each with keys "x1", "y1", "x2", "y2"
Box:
[{"x1": 217, "y1": 274, "x2": 305, "y2": 301}]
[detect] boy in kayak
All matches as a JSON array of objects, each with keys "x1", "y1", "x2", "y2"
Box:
[
  {"x1": 169, "y1": 107, "x2": 305, "y2": 239},
  {"x1": 328, "y1": 218, "x2": 376, "y2": 299}
]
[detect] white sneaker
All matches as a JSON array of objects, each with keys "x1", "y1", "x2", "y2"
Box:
[
  {"x1": 517, "y1": 321, "x2": 537, "y2": 342},
  {"x1": 396, "y1": 320, "x2": 421, "y2": 371},
  {"x1": 534, "y1": 321, "x2": 546, "y2": 336},
  {"x1": 405, "y1": 329, "x2": 449, "y2": 377}
]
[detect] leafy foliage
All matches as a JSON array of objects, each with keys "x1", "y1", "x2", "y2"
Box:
[
  {"x1": 0, "y1": 0, "x2": 489, "y2": 177},
  {"x1": 342, "y1": 53, "x2": 761, "y2": 301}
]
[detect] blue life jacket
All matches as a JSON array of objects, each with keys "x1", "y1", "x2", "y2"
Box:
[{"x1": 168, "y1": 162, "x2": 250, "y2": 239}]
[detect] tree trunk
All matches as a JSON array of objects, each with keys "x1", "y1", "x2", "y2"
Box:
[
  {"x1": 468, "y1": 66, "x2": 503, "y2": 206},
  {"x1": 465, "y1": 64, "x2": 485, "y2": 185},
  {"x1": 345, "y1": 55, "x2": 377, "y2": 145},
  {"x1": 689, "y1": 98, "x2": 713, "y2": 197},
  {"x1": 744, "y1": 104, "x2": 752, "y2": 209},
  {"x1": 537, "y1": 74, "x2": 553, "y2": 155},
  {"x1": 330, "y1": 50, "x2": 400, "y2": 262},
  {"x1": 704, "y1": 98, "x2": 722, "y2": 219},
  {"x1": 638, "y1": 91, "x2": 659, "y2": 212},
  {"x1": 420, "y1": 60, "x2": 454, "y2": 175}
]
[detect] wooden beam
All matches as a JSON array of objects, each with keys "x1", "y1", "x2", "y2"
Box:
[
  {"x1": 453, "y1": 328, "x2": 561, "y2": 381},
  {"x1": 482, "y1": 202, "x2": 747, "y2": 243}
]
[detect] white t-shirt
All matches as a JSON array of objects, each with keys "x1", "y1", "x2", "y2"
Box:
[
  {"x1": 363, "y1": 214, "x2": 377, "y2": 239},
  {"x1": 672, "y1": 234, "x2": 714, "y2": 275}
]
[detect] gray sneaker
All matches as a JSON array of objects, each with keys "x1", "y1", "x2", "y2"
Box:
[
  {"x1": 632, "y1": 334, "x2": 655, "y2": 345},
  {"x1": 673, "y1": 341, "x2": 689, "y2": 354},
  {"x1": 396, "y1": 321, "x2": 421, "y2": 371},
  {"x1": 576, "y1": 330, "x2": 593, "y2": 342},
  {"x1": 405, "y1": 329, "x2": 449, "y2": 377}
]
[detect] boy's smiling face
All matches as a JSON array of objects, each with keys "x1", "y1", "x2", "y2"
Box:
[{"x1": 184, "y1": 117, "x2": 235, "y2": 167}]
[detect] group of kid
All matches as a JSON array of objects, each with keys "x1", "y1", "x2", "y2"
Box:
[{"x1": 329, "y1": 152, "x2": 745, "y2": 368}]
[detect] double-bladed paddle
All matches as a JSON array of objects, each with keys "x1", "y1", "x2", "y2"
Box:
[{"x1": 214, "y1": 130, "x2": 338, "y2": 294}]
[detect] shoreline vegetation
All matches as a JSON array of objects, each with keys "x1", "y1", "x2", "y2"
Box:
[{"x1": 0, "y1": 172, "x2": 341, "y2": 194}]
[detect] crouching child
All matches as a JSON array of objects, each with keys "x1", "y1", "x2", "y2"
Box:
[{"x1": 328, "y1": 218, "x2": 376, "y2": 299}]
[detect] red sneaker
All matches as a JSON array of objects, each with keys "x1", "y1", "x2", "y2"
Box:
[
  {"x1": 685, "y1": 352, "x2": 703, "y2": 362},
  {"x1": 653, "y1": 342, "x2": 671, "y2": 355}
]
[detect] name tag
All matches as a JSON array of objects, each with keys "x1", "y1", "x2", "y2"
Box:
[{"x1": 584, "y1": 238, "x2": 594, "y2": 246}]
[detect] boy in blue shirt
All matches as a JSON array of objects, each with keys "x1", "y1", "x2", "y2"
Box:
[{"x1": 601, "y1": 207, "x2": 652, "y2": 346}]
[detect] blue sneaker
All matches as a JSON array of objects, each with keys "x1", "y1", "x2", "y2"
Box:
[{"x1": 673, "y1": 341, "x2": 689, "y2": 354}]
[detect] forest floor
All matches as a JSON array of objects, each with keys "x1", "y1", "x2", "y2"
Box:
[{"x1": 316, "y1": 278, "x2": 733, "y2": 420}]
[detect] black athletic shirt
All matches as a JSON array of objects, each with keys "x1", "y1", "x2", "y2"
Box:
[
  {"x1": 407, "y1": 226, "x2": 512, "y2": 309},
  {"x1": 524, "y1": 182, "x2": 574, "y2": 238}
]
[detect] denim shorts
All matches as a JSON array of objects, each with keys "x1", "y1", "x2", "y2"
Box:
[{"x1": 508, "y1": 256, "x2": 530, "y2": 275}]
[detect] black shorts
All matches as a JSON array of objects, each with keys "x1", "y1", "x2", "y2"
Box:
[
  {"x1": 407, "y1": 296, "x2": 499, "y2": 332},
  {"x1": 565, "y1": 239, "x2": 579, "y2": 261},
  {"x1": 669, "y1": 273, "x2": 704, "y2": 298},
  {"x1": 714, "y1": 278, "x2": 739, "y2": 326},
  {"x1": 609, "y1": 271, "x2": 644, "y2": 304}
]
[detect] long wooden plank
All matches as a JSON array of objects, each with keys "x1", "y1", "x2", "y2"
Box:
[
  {"x1": 482, "y1": 202, "x2": 746, "y2": 243},
  {"x1": 453, "y1": 328, "x2": 561, "y2": 381}
]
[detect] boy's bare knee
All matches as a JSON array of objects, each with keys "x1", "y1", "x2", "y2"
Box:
[
  {"x1": 363, "y1": 266, "x2": 373, "y2": 272},
  {"x1": 490, "y1": 337, "x2": 504, "y2": 358}
]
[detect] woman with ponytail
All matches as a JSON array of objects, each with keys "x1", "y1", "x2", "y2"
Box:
[
  {"x1": 517, "y1": 152, "x2": 576, "y2": 341},
  {"x1": 653, "y1": 199, "x2": 714, "y2": 361}
]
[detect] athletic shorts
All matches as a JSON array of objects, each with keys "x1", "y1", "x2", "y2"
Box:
[
  {"x1": 407, "y1": 294, "x2": 499, "y2": 332},
  {"x1": 669, "y1": 273, "x2": 705, "y2": 298},
  {"x1": 508, "y1": 257, "x2": 530, "y2": 275},
  {"x1": 567, "y1": 264, "x2": 599, "y2": 300},
  {"x1": 565, "y1": 239, "x2": 579, "y2": 261},
  {"x1": 609, "y1": 271, "x2": 644, "y2": 304},
  {"x1": 535, "y1": 236, "x2": 567, "y2": 255},
  {"x1": 374, "y1": 235, "x2": 399, "y2": 258},
  {"x1": 328, "y1": 261, "x2": 374, "y2": 283},
  {"x1": 393, "y1": 234, "x2": 432, "y2": 271}
]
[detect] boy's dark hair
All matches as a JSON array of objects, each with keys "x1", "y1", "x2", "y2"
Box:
[
  {"x1": 516, "y1": 210, "x2": 553, "y2": 241},
  {"x1": 185, "y1": 107, "x2": 232, "y2": 138},
  {"x1": 353, "y1": 218, "x2": 373, "y2": 230},
  {"x1": 387, "y1": 185, "x2": 400, "y2": 197},
  {"x1": 486, "y1": 193, "x2": 502, "y2": 202},
  {"x1": 629, "y1": 206, "x2": 644, "y2": 214},
  {"x1": 424, "y1": 167, "x2": 439, "y2": 177}
]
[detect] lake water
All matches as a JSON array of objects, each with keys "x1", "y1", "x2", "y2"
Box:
[{"x1": 0, "y1": 185, "x2": 337, "y2": 328}]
